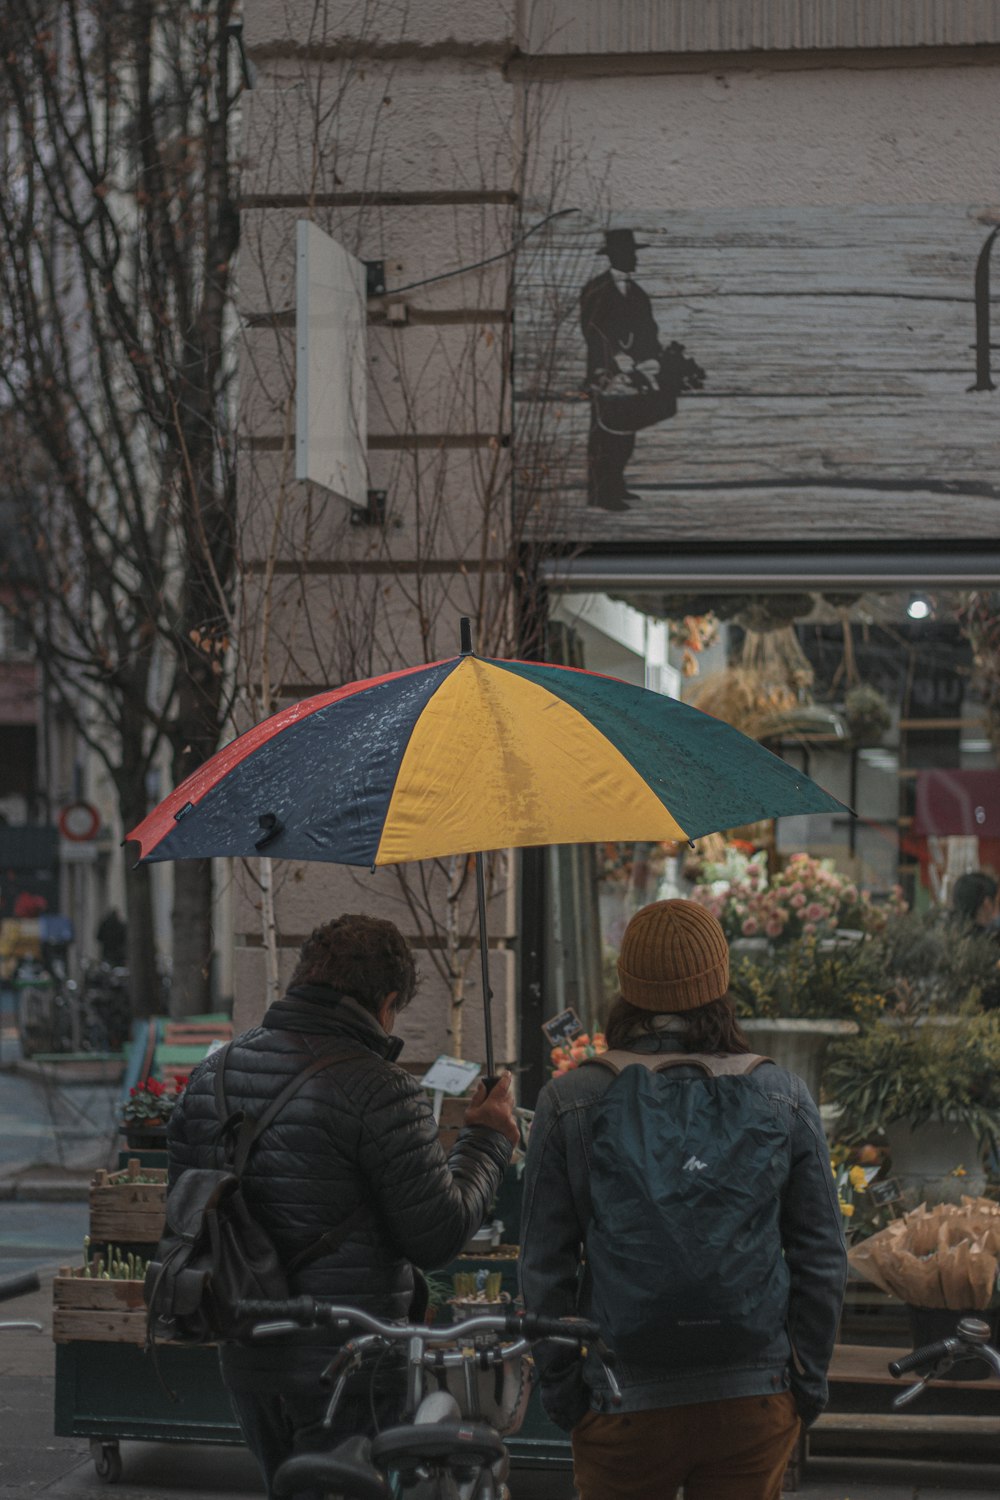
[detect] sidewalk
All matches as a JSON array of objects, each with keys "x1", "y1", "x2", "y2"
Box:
[{"x1": 2, "y1": 1275, "x2": 999, "y2": 1500}]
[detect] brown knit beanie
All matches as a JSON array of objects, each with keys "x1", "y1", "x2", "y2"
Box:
[{"x1": 617, "y1": 899, "x2": 730, "y2": 1012}]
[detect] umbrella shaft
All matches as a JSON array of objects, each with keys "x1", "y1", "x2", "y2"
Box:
[{"x1": 475, "y1": 851, "x2": 496, "y2": 1080}]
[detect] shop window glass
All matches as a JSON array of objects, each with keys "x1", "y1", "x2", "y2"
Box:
[{"x1": 544, "y1": 588, "x2": 1000, "y2": 1033}]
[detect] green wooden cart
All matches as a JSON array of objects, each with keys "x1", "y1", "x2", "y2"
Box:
[{"x1": 53, "y1": 1160, "x2": 571, "y2": 1482}]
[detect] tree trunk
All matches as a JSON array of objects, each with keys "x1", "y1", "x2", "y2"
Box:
[
  {"x1": 117, "y1": 763, "x2": 161, "y2": 1021},
  {"x1": 167, "y1": 665, "x2": 219, "y2": 1016},
  {"x1": 123, "y1": 857, "x2": 161, "y2": 1020},
  {"x1": 170, "y1": 856, "x2": 214, "y2": 1016}
]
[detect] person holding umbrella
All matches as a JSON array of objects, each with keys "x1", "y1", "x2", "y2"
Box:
[
  {"x1": 167, "y1": 912, "x2": 519, "y2": 1497},
  {"x1": 520, "y1": 899, "x2": 847, "y2": 1500}
]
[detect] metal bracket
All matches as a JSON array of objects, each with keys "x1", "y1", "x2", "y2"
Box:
[
  {"x1": 365, "y1": 260, "x2": 386, "y2": 297},
  {"x1": 350, "y1": 490, "x2": 388, "y2": 527}
]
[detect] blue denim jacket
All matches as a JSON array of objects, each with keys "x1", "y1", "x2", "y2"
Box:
[{"x1": 519, "y1": 1037, "x2": 847, "y2": 1430}]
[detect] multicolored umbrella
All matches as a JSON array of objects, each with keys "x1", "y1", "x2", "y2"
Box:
[{"x1": 128, "y1": 625, "x2": 845, "y2": 1075}]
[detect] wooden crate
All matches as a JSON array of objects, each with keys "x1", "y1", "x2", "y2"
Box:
[
  {"x1": 52, "y1": 1270, "x2": 147, "y2": 1345},
  {"x1": 89, "y1": 1160, "x2": 167, "y2": 1243}
]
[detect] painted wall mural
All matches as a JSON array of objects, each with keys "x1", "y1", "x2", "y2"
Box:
[{"x1": 514, "y1": 206, "x2": 1000, "y2": 542}]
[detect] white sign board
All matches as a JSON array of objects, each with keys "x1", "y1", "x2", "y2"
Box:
[
  {"x1": 295, "y1": 220, "x2": 367, "y2": 504},
  {"x1": 422, "y1": 1055, "x2": 482, "y2": 1096}
]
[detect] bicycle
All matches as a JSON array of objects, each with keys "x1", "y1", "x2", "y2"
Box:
[
  {"x1": 15, "y1": 957, "x2": 75, "y2": 1057},
  {"x1": 0, "y1": 1270, "x2": 43, "y2": 1333},
  {"x1": 889, "y1": 1316, "x2": 1000, "y2": 1405},
  {"x1": 238, "y1": 1297, "x2": 620, "y2": 1499}
]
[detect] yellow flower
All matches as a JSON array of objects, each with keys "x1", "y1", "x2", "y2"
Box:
[
  {"x1": 951, "y1": 1165, "x2": 968, "y2": 1177},
  {"x1": 838, "y1": 1200, "x2": 855, "y2": 1218},
  {"x1": 848, "y1": 1166, "x2": 867, "y2": 1191}
]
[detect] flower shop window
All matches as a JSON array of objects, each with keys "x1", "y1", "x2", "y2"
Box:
[{"x1": 543, "y1": 587, "x2": 1000, "y2": 1031}]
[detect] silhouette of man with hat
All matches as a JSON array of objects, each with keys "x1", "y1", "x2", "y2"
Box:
[{"x1": 580, "y1": 229, "x2": 664, "y2": 511}]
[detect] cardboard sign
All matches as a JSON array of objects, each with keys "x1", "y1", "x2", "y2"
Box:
[
  {"x1": 422, "y1": 1055, "x2": 482, "y2": 1096},
  {"x1": 541, "y1": 1007, "x2": 584, "y2": 1049}
]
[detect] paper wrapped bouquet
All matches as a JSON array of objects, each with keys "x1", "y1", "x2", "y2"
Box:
[{"x1": 848, "y1": 1198, "x2": 1000, "y2": 1310}]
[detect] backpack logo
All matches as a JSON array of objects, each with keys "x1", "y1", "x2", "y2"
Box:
[{"x1": 682, "y1": 1154, "x2": 708, "y2": 1172}]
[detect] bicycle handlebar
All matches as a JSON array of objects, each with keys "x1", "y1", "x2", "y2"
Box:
[
  {"x1": 888, "y1": 1340, "x2": 953, "y2": 1379},
  {"x1": 0, "y1": 1272, "x2": 40, "y2": 1305},
  {"x1": 237, "y1": 1298, "x2": 603, "y2": 1347}
]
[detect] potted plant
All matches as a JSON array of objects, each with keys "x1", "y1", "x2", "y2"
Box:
[
  {"x1": 119, "y1": 1074, "x2": 188, "y2": 1149},
  {"x1": 824, "y1": 1012, "x2": 1000, "y2": 1199},
  {"x1": 728, "y1": 936, "x2": 888, "y2": 1100}
]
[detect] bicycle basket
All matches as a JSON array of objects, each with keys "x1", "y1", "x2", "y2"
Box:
[{"x1": 443, "y1": 1352, "x2": 533, "y2": 1436}]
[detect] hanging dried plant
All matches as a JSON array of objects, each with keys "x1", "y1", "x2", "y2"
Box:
[
  {"x1": 691, "y1": 627, "x2": 814, "y2": 739},
  {"x1": 844, "y1": 682, "x2": 892, "y2": 746}
]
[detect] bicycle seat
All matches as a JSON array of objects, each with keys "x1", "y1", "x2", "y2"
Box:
[
  {"x1": 273, "y1": 1437, "x2": 389, "y2": 1499},
  {"x1": 371, "y1": 1420, "x2": 505, "y2": 1470}
]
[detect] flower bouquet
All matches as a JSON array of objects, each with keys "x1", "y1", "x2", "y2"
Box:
[
  {"x1": 693, "y1": 851, "x2": 904, "y2": 945},
  {"x1": 550, "y1": 1033, "x2": 607, "y2": 1077}
]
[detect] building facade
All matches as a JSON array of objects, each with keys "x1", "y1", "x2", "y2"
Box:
[{"x1": 237, "y1": 1, "x2": 1000, "y2": 1091}]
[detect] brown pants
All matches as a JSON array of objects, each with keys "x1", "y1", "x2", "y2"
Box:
[{"x1": 572, "y1": 1392, "x2": 800, "y2": 1500}]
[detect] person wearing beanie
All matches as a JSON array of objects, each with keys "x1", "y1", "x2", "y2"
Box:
[{"x1": 520, "y1": 898, "x2": 846, "y2": 1500}]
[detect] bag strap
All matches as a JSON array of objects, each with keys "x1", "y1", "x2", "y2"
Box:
[
  {"x1": 212, "y1": 1041, "x2": 372, "y2": 1274},
  {"x1": 585, "y1": 1049, "x2": 771, "y2": 1079},
  {"x1": 286, "y1": 1202, "x2": 370, "y2": 1275},
  {"x1": 214, "y1": 1042, "x2": 357, "y2": 1176}
]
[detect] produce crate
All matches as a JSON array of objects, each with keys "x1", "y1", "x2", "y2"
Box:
[
  {"x1": 53, "y1": 1270, "x2": 147, "y2": 1345},
  {"x1": 89, "y1": 1159, "x2": 167, "y2": 1243}
]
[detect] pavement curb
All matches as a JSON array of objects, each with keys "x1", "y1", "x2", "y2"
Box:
[{"x1": 0, "y1": 1175, "x2": 91, "y2": 1202}]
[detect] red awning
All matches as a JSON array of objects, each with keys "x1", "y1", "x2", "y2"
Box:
[{"x1": 913, "y1": 769, "x2": 1000, "y2": 837}]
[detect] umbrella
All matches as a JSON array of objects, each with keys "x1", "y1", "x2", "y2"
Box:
[{"x1": 127, "y1": 619, "x2": 846, "y2": 1081}]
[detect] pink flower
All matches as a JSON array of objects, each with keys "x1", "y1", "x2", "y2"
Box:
[
  {"x1": 803, "y1": 922, "x2": 817, "y2": 936},
  {"x1": 765, "y1": 919, "x2": 783, "y2": 938},
  {"x1": 741, "y1": 917, "x2": 759, "y2": 937},
  {"x1": 790, "y1": 893, "x2": 806, "y2": 910},
  {"x1": 805, "y1": 902, "x2": 825, "y2": 922}
]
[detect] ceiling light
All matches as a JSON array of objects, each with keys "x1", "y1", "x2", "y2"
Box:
[{"x1": 906, "y1": 596, "x2": 932, "y2": 620}]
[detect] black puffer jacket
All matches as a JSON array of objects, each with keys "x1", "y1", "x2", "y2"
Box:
[{"x1": 168, "y1": 985, "x2": 512, "y2": 1323}]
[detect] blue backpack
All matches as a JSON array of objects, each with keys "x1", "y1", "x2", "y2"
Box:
[{"x1": 583, "y1": 1050, "x2": 790, "y2": 1368}]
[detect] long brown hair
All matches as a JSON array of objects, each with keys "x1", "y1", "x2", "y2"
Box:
[{"x1": 604, "y1": 993, "x2": 750, "y2": 1054}]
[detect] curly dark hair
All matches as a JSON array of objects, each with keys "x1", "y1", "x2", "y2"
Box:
[
  {"x1": 289, "y1": 914, "x2": 417, "y2": 1015},
  {"x1": 605, "y1": 992, "x2": 750, "y2": 1054}
]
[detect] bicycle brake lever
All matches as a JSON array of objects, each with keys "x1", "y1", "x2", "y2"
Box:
[
  {"x1": 320, "y1": 1344, "x2": 356, "y2": 1387},
  {"x1": 591, "y1": 1352, "x2": 623, "y2": 1407},
  {"x1": 251, "y1": 1320, "x2": 299, "y2": 1339},
  {"x1": 322, "y1": 1370, "x2": 350, "y2": 1429},
  {"x1": 893, "y1": 1375, "x2": 931, "y2": 1409}
]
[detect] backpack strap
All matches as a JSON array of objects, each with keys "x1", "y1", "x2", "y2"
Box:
[
  {"x1": 212, "y1": 1042, "x2": 373, "y2": 1275},
  {"x1": 286, "y1": 1203, "x2": 370, "y2": 1274},
  {"x1": 214, "y1": 1042, "x2": 358, "y2": 1176},
  {"x1": 585, "y1": 1049, "x2": 771, "y2": 1079}
]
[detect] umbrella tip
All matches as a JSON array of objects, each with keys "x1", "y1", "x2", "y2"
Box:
[{"x1": 460, "y1": 617, "x2": 473, "y2": 655}]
